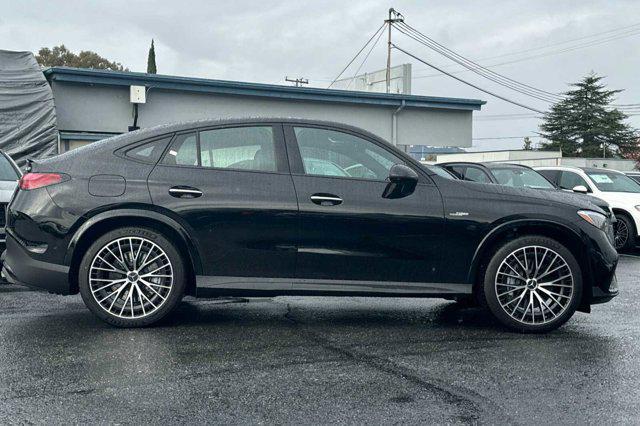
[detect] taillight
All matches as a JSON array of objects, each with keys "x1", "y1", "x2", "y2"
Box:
[{"x1": 18, "y1": 173, "x2": 64, "y2": 190}]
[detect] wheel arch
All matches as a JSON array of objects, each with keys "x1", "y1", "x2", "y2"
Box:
[
  {"x1": 66, "y1": 208, "x2": 202, "y2": 296},
  {"x1": 468, "y1": 219, "x2": 593, "y2": 310}
]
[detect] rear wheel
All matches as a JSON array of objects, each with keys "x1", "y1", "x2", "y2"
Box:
[
  {"x1": 79, "y1": 227, "x2": 186, "y2": 327},
  {"x1": 482, "y1": 236, "x2": 582, "y2": 333},
  {"x1": 614, "y1": 213, "x2": 635, "y2": 251}
]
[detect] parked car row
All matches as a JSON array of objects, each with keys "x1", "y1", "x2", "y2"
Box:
[
  {"x1": 436, "y1": 161, "x2": 640, "y2": 252},
  {"x1": 0, "y1": 119, "x2": 620, "y2": 333}
]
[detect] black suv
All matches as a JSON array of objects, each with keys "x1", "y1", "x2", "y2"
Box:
[{"x1": 2, "y1": 119, "x2": 618, "y2": 332}]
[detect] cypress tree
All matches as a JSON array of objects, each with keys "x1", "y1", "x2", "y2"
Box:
[{"x1": 147, "y1": 39, "x2": 157, "y2": 74}]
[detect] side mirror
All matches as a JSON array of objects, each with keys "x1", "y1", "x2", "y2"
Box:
[
  {"x1": 572, "y1": 185, "x2": 588, "y2": 194},
  {"x1": 388, "y1": 164, "x2": 419, "y2": 183},
  {"x1": 383, "y1": 164, "x2": 418, "y2": 199}
]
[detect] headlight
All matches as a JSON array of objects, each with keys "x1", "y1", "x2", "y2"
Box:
[
  {"x1": 577, "y1": 210, "x2": 607, "y2": 230},
  {"x1": 635, "y1": 205, "x2": 640, "y2": 212}
]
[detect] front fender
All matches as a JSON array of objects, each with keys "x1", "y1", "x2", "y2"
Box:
[{"x1": 467, "y1": 218, "x2": 584, "y2": 284}]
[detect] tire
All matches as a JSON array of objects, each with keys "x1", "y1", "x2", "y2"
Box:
[
  {"x1": 481, "y1": 236, "x2": 582, "y2": 333},
  {"x1": 613, "y1": 213, "x2": 635, "y2": 251},
  {"x1": 79, "y1": 227, "x2": 186, "y2": 327}
]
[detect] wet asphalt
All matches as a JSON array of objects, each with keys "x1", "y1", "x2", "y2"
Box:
[{"x1": 0, "y1": 254, "x2": 639, "y2": 425}]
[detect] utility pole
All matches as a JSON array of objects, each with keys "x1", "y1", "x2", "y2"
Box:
[
  {"x1": 285, "y1": 76, "x2": 309, "y2": 87},
  {"x1": 385, "y1": 8, "x2": 404, "y2": 93}
]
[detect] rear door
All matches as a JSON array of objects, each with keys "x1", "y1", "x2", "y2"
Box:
[
  {"x1": 284, "y1": 124, "x2": 445, "y2": 288},
  {"x1": 148, "y1": 123, "x2": 298, "y2": 279}
]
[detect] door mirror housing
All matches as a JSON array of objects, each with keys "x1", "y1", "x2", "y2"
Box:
[
  {"x1": 388, "y1": 164, "x2": 419, "y2": 183},
  {"x1": 383, "y1": 164, "x2": 419, "y2": 199},
  {"x1": 572, "y1": 185, "x2": 588, "y2": 194}
]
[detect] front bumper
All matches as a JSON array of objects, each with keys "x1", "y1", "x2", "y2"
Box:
[{"x1": 2, "y1": 232, "x2": 70, "y2": 294}]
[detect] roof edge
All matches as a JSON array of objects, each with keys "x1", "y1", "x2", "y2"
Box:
[{"x1": 43, "y1": 67, "x2": 485, "y2": 111}]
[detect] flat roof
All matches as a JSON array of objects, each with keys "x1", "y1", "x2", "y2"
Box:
[{"x1": 43, "y1": 67, "x2": 485, "y2": 112}]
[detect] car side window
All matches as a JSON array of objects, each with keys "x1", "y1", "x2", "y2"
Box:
[
  {"x1": 125, "y1": 136, "x2": 172, "y2": 164},
  {"x1": 0, "y1": 153, "x2": 18, "y2": 180},
  {"x1": 293, "y1": 127, "x2": 404, "y2": 181},
  {"x1": 199, "y1": 126, "x2": 276, "y2": 172},
  {"x1": 162, "y1": 133, "x2": 197, "y2": 166},
  {"x1": 558, "y1": 171, "x2": 591, "y2": 192},
  {"x1": 537, "y1": 169, "x2": 559, "y2": 185},
  {"x1": 464, "y1": 167, "x2": 492, "y2": 183}
]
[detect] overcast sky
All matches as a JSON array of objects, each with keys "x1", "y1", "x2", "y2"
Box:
[{"x1": 2, "y1": 0, "x2": 639, "y2": 150}]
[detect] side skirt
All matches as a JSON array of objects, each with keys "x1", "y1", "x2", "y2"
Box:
[{"x1": 195, "y1": 276, "x2": 471, "y2": 298}]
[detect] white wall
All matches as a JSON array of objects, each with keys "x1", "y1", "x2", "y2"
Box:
[{"x1": 51, "y1": 82, "x2": 474, "y2": 148}]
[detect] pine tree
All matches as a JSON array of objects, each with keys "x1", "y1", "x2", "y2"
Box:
[
  {"x1": 147, "y1": 39, "x2": 157, "y2": 74},
  {"x1": 522, "y1": 137, "x2": 533, "y2": 150},
  {"x1": 539, "y1": 73, "x2": 638, "y2": 158}
]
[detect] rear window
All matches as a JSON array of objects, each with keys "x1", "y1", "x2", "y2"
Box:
[{"x1": 0, "y1": 154, "x2": 18, "y2": 181}]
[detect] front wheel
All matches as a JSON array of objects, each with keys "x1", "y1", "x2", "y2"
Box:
[
  {"x1": 79, "y1": 227, "x2": 186, "y2": 327},
  {"x1": 482, "y1": 236, "x2": 582, "y2": 333},
  {"x1": 614, "y1": 213, "x2": 635, "y2": 251}
]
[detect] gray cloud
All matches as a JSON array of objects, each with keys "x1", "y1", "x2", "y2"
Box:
[{"x1": 2, "y1": 0, "x2": 639, "y2": 149}]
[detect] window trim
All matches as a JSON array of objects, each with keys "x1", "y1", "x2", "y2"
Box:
[
  {"x1": 283, "y1": 123, "x2": 429, "y2": 184},
  {"x1": 115, "y1": 133, "x2": 175, "y2": 165},
  {"x1": 157, "y1": 123, "x2": 289, "y2": 174}
]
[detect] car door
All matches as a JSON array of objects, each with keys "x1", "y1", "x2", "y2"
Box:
[
  {"x1": 284, "y1": 124, "x2": 445, "y2": 289},
  {"x1": 147, "y1": 123, "x2": 298, "y2": 280}
]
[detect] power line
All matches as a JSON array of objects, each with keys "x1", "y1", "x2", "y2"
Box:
[
  {"x1": 392, "y1": 43, "x2": 545, "y2": 113},
  {"x1": 328, "y1": 22, "x2": 386, "y2": 88},
  {"x1": 413, "y1": 25, "x2": 640, "y2": 78},
  {"x1": 396, "y1": 22, "x2": 562, "y2": 103},
  {"x1": 345, "y1": 23, "x2": 386, "y2": 90}
]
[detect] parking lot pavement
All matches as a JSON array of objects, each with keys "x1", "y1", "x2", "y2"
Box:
[{"x1": 0, "y1": 255, "x2": 639, "y2": 424}]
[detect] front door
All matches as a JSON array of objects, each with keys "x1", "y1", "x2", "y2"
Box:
[
  {"x1": 148, "y1": 124, "x2": 298, "y2": 279},
  {"x1": 284, "y1": 124, "x2": 445, "y2": 289}
]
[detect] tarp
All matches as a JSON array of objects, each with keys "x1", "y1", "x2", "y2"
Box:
[{"x1": 0, "y1": 50, "x2": 57, "y2": 167}]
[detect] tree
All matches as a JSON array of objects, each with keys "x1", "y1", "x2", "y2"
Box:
[
  {"x1": 147, "y1": 39, "x2": 157, "y2": 74},
  {"x1": 36, "y1": 45, "x2": 128, "y2": 71},
  {"x1": 522, "y1": 137, "x2": 533, "y2": 150},
  {"x1": 539, "y1": 73, "x2": 638, "y2": 158}
]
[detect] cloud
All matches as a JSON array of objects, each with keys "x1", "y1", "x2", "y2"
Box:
[{"x1": 1, "y1": 0, "x2": 638, "y2": 148}]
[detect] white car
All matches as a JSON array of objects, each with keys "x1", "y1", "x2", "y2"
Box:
[{"x1": 536, "y1": 166, "x2": 640, "y2": 250}]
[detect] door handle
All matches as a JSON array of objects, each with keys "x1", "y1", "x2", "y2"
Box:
[
  {"x1": 169, "y1": 186, "x2": 203, "y2": 198},
  {"x1": 310, "y1": 194, "x2": 343, "y2": 206}
]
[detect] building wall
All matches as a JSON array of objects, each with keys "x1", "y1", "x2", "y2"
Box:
[
  {"x1": 51, "y1": 82, "x2": 473, "y2": 148},
  {"x1": 436, "y1": 150, "x2": 561, "y2": 163},
  {"x1": 434, "y1": 149, "x2": 638, "y2": 172}
]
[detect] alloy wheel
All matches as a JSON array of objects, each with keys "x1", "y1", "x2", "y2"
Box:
[
  {"x1": 614, "y1": 219, "x2": 629, "y2": 250},
  {"x1": 89, "y1": 237, "x2": 174, "y2": 319},
  {"x1": 495, "y1": 245, "x2": 573, "y2": 326}
]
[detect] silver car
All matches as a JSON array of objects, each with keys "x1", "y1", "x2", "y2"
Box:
[{"x1": 0, "y1": 151, "x2": 21, "y2": 252}]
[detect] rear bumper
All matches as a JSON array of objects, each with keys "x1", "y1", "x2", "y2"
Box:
[{"x1": 2, "y1": 233, "x2": 71, "y2": 295}]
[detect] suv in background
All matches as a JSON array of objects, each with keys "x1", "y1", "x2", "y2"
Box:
[
  {"x1": 626, "y1": 171, "x2": 640, "y2": 185},
  {"x1": 536, "y1": 166, "x2": 640, "y2": 250},
  {"x1": 438, "y1": 162, "x2": 556, "y2": 189}
]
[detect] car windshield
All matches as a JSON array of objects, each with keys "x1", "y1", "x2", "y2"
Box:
[
  {"x1": 491, "y1": 167, "x2": 554, "y2": 189},
  {"x1": 586, "y1": 170, "x2": 640, "y2": 193},
  {"x1": 0, "y1": 154, "x2": 18, "y2": 181}
]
